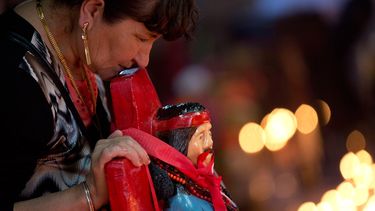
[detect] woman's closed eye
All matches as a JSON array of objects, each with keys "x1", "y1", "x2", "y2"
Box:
[{"x1": 136, "y1": 35, "x2": 149, "y2": 43}]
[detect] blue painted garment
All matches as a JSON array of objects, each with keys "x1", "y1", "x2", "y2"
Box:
[{"x1": 166, "y1": 185, "x2": 213, "y2": 211}]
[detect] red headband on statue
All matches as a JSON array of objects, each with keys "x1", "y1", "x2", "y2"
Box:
[{"x1": 152, "y1": 111, "x2": 210, "y2": 133}]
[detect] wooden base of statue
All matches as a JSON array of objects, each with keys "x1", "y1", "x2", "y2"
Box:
[
  {"x1": 105, "y1": 158, "x2": 155, "y2": 211},
  {"x1": 105, "y1": 68, "x2": 161, "y2": 211}
]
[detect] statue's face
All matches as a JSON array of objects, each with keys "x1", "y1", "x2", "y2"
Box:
[{"x1": 187, "y1": 122, "x2": 213, "y2": 167}]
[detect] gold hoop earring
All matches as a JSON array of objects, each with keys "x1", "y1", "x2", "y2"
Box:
[{"x1": 82, "y1": 22, "x2": 92, "y2": 65}]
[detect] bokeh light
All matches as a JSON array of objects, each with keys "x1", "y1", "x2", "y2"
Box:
[
  {"x1": 353, "y1": 163, "x2": 373, "y2": 189},
  {"x1": 317, "y1": 99, "x2": 331, "y2": 126},
  {"x1": 370, "y1": 164, "x2": 375, "y2": 189},
  {"x1": 264, "y1": 108, "x2": 297, "y2": 151},
  {"x1": 260, "y1": 113, "x2": 269, "y2": 128},
  {"x1": 356, "y1": 150, "x2": 373, "y2": 165},
  {"x1": 336, "y1": 181, "x2": 355, "y2": 200},
  {"x1": 353, "y1": 186, "x2": 369, "y2": 206},
  {"x1": 340, "y1": 152, "x2": 361, "y2": 180},
  {"x1": 364, "y1": 195, "x2": 375, "y2": 211},
  {"x1": 346, "y1": 130, "x2": 366, "y2": 152},
  {"x1": 300, "y1": 150, "x2": 375, "y2": 210},
  {"x1": 298, "y1": 202, "x2": 317, "y2": 211},
  {"x1": 321, "y1": 190, "x2": 340, "y2": 210},
  {"x1": 316, "y1": 201, "x2": 333, "y2": 211},
  {"x1": 239, "y1": 122, "x2": 265, "y2": 153},
  {"x1": 295, "y1": 104, "x2": 319, "y2": 134}
]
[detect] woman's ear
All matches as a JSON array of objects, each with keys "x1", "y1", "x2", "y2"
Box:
[{"x1": 79, "y1": 0, "x2": 105, "y2": 30}]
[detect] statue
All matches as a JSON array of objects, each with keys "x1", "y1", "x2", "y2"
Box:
[
  {"x1": 105, "y1": 68, "x2": 237, "y2": 211},
  {"x1": 150, "y1": 102, "x2": 238, "y2": 211}
]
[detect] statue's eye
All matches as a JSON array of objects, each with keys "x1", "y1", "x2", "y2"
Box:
[{"x1": 198, "y1": 134, "x2": 203, "y2": 140}]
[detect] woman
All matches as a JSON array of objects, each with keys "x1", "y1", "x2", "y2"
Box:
[{"x1": 0, "y1": 0, "x2": 198, "y2": 210}]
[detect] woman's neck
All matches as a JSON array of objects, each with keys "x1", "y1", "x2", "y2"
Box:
[{"x1": 15, "y1": 0, "x2": 84, "y2": 79}]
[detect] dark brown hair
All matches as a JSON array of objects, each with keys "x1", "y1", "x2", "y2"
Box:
[{"x1": 56, "y1": 0, "x2": 199, "y2": 40}]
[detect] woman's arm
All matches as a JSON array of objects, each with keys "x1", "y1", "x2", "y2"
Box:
[
  {"x1": 14, "y1": 130, "x2": 150, "y2": 210},
  {"x1": 14, "y1": 184, "x2": 88, "y2": 211}
]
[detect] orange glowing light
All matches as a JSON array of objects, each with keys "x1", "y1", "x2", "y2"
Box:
[
  {"x1": 264, "y1": 108, "x2": 297, "y2": 151},
  {"x1": 364, "y1": 195, "x2": 375, "y2": 211},
  {"x1": 300, "y1": 149, "x2": 375, "y2": 210},
  {"x1": 321, "y1": 190, "x2": 340, "y2": 209},
  {"x1": 356, "y1": 150, "x2": 373, "y2": 165},
  {"x1": 346, "y1": 130, "x2": 366, "y2": 152},
  {"x1": 317, "y1": 99, "x2": 331, "y2": 126},
  {"x1": 295, "y1": 104, "x2": 318, "y2": 134},
  {"x1": 340, "y1": 152, "x2": 361, "y2": 180},
  {"x1": 353, "y1": 186, "x2": 369, "y2": 206},
  {"x1": 370, "y1": 164, "x2": 375, "y2": 190},
  {"x1": 260, "y1": 114, "x2": 269, "y2": 128},
  {"x1": 336, "y1": 181, "x2": 355, "y2": 200},
  {"x1": 239, "y1": 122, "x2": 265, "y2": 153},
  {"x1": 316, "y1": 201, "x2": 333, "y2": 211},
  {"x1": 298, "y1": 202, "x2": 317, "y2": 211},
  {"x1": 353, "y1": 163, "x2": 373, "y2": 189}
]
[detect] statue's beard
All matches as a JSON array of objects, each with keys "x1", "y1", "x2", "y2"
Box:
[{"x1": 197, "y1": 149, "x2": 214, "y2": 168}]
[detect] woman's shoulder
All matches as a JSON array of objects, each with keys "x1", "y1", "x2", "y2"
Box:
[
  {"x1": 0, "y1": 9, "x2": 63, "y2": 94},
  {"x1": 0, "y1": 9, "x2": 35, "y2": 40},
  {"x1": 0, "y1": 9, "x2": 38, "y2": 67}
]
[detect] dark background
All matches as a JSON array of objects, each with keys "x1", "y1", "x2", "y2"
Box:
[{"x1": 3, "y1": 0, "x2": 375, "y2": 210}]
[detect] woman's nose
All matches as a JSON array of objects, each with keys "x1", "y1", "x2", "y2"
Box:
[
  {"x1": 133, "y1": 53, "x2": 149, "y2": 68},
  {"x1": 133, "y1": 45, "x2": 152, "y2": 68}
]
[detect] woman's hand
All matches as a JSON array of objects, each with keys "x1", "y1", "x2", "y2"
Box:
[{"x1": 86, "y1": 130, "x2": 150, "y2": 209}]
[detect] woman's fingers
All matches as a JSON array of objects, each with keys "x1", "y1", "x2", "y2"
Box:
[
  {"x1": 99, "y1": 139, "x2": 144, "y2": 167},
  {"x1": 122, "y1": 136, "x2": 150, "y2": 165},
  {"x1": 87, "y1": 132, "x2": 151, "y2": 208},
  {"x1": 107, "y1": 129, "x2": 123, "y2": 138},
  {"x1": 95, "y1": 134, "x2": 150, "y2": 167}
]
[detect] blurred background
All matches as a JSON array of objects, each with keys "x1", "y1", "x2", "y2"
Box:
[
  {"x1": 2, "y1": 0, "x2": 375, "y2": 210},
  {"x1": 148, "y1": 0, "x2": 375, "y2": 210}
]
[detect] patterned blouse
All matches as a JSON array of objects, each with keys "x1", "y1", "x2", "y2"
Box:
[{"x1": 0, "y1": 9, "x2": 111, "y2": 210}]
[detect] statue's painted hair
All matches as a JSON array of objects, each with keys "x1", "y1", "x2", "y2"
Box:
[{"x1": 155, "y1": 102, "x2": 206, "y2": 155}]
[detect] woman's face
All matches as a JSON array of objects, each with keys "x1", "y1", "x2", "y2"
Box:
[
  {"x1": 187, "y1": 122, "x2": 214, "y2": 167},
  {"x1": 87, "y1": 17, "x2": 160, "y2": 80}
]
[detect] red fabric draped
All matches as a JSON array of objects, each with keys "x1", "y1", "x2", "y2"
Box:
[{"x1": 122, "y1": 128, "x2": 227, "y2": 211}]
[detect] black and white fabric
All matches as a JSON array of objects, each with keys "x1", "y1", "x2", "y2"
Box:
[{"x1": 0, "y1": 9, "x2": 110, "y2": 210}]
